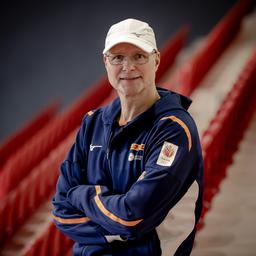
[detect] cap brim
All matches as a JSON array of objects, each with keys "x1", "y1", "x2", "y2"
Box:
[{"x1": 103, "y1": 35, "x2": 154, "y2": 54}]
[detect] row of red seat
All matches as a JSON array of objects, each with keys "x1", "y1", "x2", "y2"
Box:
[
  {"x1": 0, "y1": 101, "x2": 59, "y2": 168},
  {"x1": 0, "y1": 130, "x2": 76, "y2": 247},
  {"x1": 199, "y1": 49, "x2": 256, "y2": 227},
  {"x1": 161, "y1": 0, "x2": 254, "y2": 96},
  {"x1": 21, "y1": 223, "x2": 72, "y2": 256},
  {"x1": 0, "y1": 78, "x2": 112, "y2": 199}
]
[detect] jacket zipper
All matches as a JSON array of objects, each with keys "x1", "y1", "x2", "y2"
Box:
[
  {"x1": 106, "y1": 124, "x2": 124, "y2": 175},
  {"x1": 106, "y1": 130, "x2": 113, "y2": 160},
  {"x1": 106, "y1": 127, "x2": 115, "y2": 178}
]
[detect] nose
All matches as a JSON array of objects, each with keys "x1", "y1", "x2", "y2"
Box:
[{"x1": 122, "y1": 57, "x2": 135, "y2": 71}]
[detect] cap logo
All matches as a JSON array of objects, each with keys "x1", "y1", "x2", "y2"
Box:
[{"x1": 131, "y1": 32, "x2": 144, "y2": 38}]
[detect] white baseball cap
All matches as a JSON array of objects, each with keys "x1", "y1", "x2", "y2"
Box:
[{"x1": 103, "y1": 18, "x2": 158, "y2": 54}]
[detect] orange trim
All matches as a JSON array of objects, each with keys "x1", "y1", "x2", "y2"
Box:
[
  {"x1": 52, "y1": 213, "x2": 90, "y2": 224},
  {"x1": 94, "y1": 185, "x2": 143, "y2": 226},
  {"x1": 160, "y1": 116, "x2": 192, "y2": 151},
  {"x1": 130, "y1": 143, "x2": 145, "y2": 151}
]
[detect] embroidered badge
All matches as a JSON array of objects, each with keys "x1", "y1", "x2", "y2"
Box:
[{"x1": 156, "y1": 142, "x2": 178, "y2": 166}]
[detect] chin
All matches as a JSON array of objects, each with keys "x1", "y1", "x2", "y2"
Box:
[
  {"x1": 117, "y1": 81, "x2": 144, "y2": 96},
  {"x1": 121, "y1": 87, "x2": 144, "y2": 97}
]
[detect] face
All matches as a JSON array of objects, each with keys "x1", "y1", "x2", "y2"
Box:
[{"x1": 104, "y1": 43, "x2": 160, "y2": 97}]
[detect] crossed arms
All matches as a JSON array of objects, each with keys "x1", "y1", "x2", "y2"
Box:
[{"x1": 52, "y1": 117, "x2": 193, "y2": 245}]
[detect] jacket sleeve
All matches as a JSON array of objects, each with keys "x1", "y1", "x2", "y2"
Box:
[
  {"x1": 67, "y1": 116, "x2": 200, "y2": 240},
  {"x1": 52, "y1": 116, "x2": 115, "y2": 245}
]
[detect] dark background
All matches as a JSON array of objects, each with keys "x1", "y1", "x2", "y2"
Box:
[{"x1": 0, "y1": 0, "x2": 241, "y2": 141}]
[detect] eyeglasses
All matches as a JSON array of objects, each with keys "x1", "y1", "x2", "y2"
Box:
[{"x1": 105, "y1": 50, "x2": 157, "y2": 65}]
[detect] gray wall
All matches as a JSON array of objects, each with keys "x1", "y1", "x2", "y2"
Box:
[{"x1": 0, "y1": 0, "x2": 239, "y2": 141}]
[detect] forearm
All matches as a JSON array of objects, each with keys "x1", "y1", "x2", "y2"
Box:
[
  {"x1": 52, "y1": 187, "x2": 118, "y2": 245},
  {"x1": 52, "y1": 168, "x2": 123, "y2": 244},
  {"x1": 67, "y1": 170, "x2": 181, "y2": 240}
]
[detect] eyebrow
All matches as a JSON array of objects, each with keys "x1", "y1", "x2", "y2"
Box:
[{"x1": 108, "y1": 50, "x2": 147, "y2": 55}]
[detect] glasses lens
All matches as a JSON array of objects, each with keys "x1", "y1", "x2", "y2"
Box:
[
  {"x1": 107, "y1": 51, "x2": 155, "y2": 65},
  {"x1": 110, "y1": 55, "x2": 124, "y2": 65},
  {"x1": 133, "y1": 53, "x2": 148, "y2": 64}
]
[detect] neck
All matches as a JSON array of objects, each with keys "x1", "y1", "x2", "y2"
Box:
[{"x1": 118, "y1": 87, "x2": 160, "y2": 126}]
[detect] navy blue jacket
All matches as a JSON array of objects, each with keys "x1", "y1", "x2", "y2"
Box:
[{"x1": 52, "y1": 88, "x2": 204, "y2": 256}]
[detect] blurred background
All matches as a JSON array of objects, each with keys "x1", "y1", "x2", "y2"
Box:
[
  {"x1": 0, "y1": 0, "x2": 256, "y2": 255},
  {"x1": 0, "y1": 0, "x2": 239, "y2": 141}
]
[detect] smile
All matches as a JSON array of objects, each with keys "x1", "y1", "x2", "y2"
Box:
[{"x1": 120, "y1": 76, "x2": 141, "y2": 80}]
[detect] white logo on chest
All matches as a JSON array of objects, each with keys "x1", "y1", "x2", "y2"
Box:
[{"x1": 90, "y1": 144, "x2": 103, "y2": 151}]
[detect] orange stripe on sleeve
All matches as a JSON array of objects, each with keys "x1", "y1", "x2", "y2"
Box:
[
  {"x1": 52, "y1": 213, "x2": 90, "y2": 224},
  {"x1": 160, "y1": 115, "x2": 192, "y2": 151},
  {"x1": 94, "y1": 185, "x2": 143, "y2": 227}
]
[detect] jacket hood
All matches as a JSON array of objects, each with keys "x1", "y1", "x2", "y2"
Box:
[{"x1": 102, "y1": 87, "x2": 192, "y2": 125}]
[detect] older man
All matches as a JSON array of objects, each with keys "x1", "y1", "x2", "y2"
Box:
[{"x1": 52, "y1": 18, "x2": 204, "y2": 256}]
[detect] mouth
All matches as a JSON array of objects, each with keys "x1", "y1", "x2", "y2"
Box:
[{"x1": 120, "y1": 76, "x2": 141, "y2": 81}]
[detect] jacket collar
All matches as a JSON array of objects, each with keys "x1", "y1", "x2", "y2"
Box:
[{"x1": 102, "y1": 87, "x2": 192, "y2": 125}]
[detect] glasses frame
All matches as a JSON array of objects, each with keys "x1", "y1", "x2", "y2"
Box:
[{"x1": 104, "y1": 50, "x2": 157, "y2": 66}]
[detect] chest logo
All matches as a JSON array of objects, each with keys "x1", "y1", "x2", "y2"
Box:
[
  {"x1": 128, "y1": 143, "x2": 144, "y2": 162},
  {"x1": 128, "y1": 153, "x2": 135, "y2": 161},
  {"x1": 90, "y1": 144, "x2": 103, "y2": 151},
  {"x1": 130, "y1": 143, "x2": 145, "y2": 151}
]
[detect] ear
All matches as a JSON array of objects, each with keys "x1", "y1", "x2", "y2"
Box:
[
  {"x1": 155, "y1": 51, "x2": 160, "y2": 71},
  {"x1": 103, "y1": 55, "x2": 107, "y2": 68}
]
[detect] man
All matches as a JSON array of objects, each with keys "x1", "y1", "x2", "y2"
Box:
[{"x1": 52, "y1": 18, "x2": 204, "y2": 256}]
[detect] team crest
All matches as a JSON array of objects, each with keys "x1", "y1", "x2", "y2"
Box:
[{"x1": 157, "y1": 142, "x2": 178, "y2": 166}]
